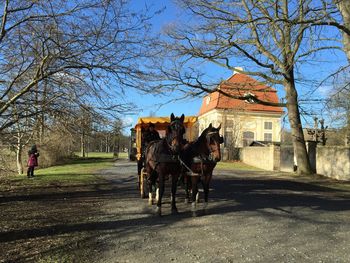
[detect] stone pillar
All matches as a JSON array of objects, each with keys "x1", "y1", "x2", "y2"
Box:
[{"x1": 306, "y1": 141, "x2": 317, "y2": 173}]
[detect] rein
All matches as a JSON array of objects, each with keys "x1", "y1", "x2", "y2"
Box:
[{"x1": 178, "y1": 156, "x2": 198, "y2": 176}]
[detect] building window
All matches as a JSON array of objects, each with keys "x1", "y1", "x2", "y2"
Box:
[
  {"x1": 226, "y1": 119, "x2": 233, "y2": 128},
  {"x1": 264, "y1": 121, "x2": 272, "y2": 130},
  {"x1": 264, "y1": 133, "x2": 272, "y2": 142},
  {"x1": 243, "y1": 131, "x2": 254, "y2": 146},
  {"x1": 224, "y1": 131, "x2": 233, "y2": 146}
]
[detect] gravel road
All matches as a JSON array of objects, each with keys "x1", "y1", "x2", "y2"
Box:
[{"x1": 96, "y1": 160, "x2": 350, "y2": 263}]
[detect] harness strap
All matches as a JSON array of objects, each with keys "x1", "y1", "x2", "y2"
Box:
[{"x1": 177, "y1": 156, "x2": 199, "y2": 177}]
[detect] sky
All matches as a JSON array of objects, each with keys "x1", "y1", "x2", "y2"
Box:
[
  {"x1": 121, "y1": 0, "x2": 236, "y2": 132},
  {"x1": 121, "y1": 0, "x2": 209, "y2": 132},
  {"x1": 121, "y1": 0, "x2": 348, "y2": 134}
]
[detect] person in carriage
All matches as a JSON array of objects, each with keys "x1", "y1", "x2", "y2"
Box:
[{"x1": 143, "y1": 123, "x2": 161, "y2": 146}]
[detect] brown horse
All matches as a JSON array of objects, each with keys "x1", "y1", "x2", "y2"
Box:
[
  {"x1": 179, "y1": 123, "x2": 223, "y2": 215},
  {"x1": 144, "y1": 113, "x2": 185, "y2": 216}
]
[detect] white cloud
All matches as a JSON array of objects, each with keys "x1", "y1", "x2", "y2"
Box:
[
  {"x1": 122, "y1": 116, "x2": 134, "y2": 128},
  {"x1": 318, "y1": 85, "x2": 332, "y2": 97}
]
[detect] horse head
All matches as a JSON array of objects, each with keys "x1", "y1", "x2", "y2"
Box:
[
  {"x1": 203, "y1": 123, "x2": 223, "y2": 162},
  {"x1": 166, "y1": 113, "x2": 185, "y2": 154}
]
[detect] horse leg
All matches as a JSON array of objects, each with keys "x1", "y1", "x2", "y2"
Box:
[
  {"x1": 144, "y1": 166, "x2": 152, "y2": 205},
  {"x1": 184, "y1": 174, "x2": 190, "y2": 203},
  {"x1": 202, "y1": 173, "x2": 212, "y2": 210},
  {"x1": 191, "y1": 176, "x2": 199, "y2": 216},
  {"x1": 171, "y1": 174, "x2": 178, "y2": 214},
  {"x1": 155, "y1": 186, "x2": 159, "y2": 203},
  {"x1": 147, "y1": 178, "x2": 153, "y2": 205},
  {"x1": 155, "y1": 173, "x2": 164, "y2": 216},
  {"x1": 137, "y1": 158, "x2": 143, "y2": 190}
]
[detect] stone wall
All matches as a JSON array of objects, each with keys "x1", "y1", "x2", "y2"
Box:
[
  {"x1": 241, "y1": 146, "x2": 279, "y2": 171},
  {"x1": 240, "y1": 145, "x2": 350, "y2": 181},
  {"x1": 316, "y1": 147, "x2": 350, "y2": 180}
]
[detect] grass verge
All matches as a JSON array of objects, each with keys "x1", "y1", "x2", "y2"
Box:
[
  {"x1": 0, "y1": 154, "x2": 118, "y2": 263},
  {"x1": 0, "y1": 155, "x2": 115, "y2": 191}
]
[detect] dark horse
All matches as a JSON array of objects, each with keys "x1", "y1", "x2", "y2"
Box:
[
  {"x1": 179, "y1": 123, "x2": 223, "y2": 214},
  {"x1": 144, "y1": 113, "x2": 185, "y2": 216}
]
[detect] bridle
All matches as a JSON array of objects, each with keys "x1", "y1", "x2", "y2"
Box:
[
  {"x1": 166, "y1": 119, "x2": 185, "y2": 154},
  {"x1": 205, "y1": 130, "x2": 223, "y2": 158}
]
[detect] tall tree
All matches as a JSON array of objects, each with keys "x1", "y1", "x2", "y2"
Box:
[
  {"x1": 160, "y1": 0, "x2": 345, "y2": 174},
  {"x1": 0, "y1": 0, "x2": 157, "y2": 132},
  {"x1": 325, "y1": 69, "x2": 350, "y2": 145},
  {"x1": 335, "y1": 0, "x2": 350, "y2": 60}
]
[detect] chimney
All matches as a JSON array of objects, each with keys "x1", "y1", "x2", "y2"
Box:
[{"x1": 233, "y1": 67, "x2": 244, "y2": 74}]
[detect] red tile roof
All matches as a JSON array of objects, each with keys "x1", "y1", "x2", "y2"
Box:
[{"x1": 199, "y1": 73, "x2": 284, "y2": 115}]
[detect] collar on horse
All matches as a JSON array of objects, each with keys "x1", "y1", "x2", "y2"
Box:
[{"x1": 178, "y1": 129, "x2": 221, "y2": 176}]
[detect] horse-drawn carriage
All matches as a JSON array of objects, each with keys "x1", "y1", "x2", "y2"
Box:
[
  {"x1": 134, "y1": 115, "x2": 198, "y2": 198},
  {"x1": 133, "y1": 113, "x2": 223, "y2": 216}
]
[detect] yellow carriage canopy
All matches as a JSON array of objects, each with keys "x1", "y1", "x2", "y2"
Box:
[
  {"x1": 135, "y1": 116, "x2": 198, "y2": 129},
  {"x1": 134, "y1": 116, "x2": 198, "y2": 160}
]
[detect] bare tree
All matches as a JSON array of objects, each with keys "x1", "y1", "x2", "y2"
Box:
[
  {"x1": 158, "y1": 0, "x2": 347, "y2": 174},
  {"x1": 334, "y1": 0, "x2": 350, "y2": 60},
  {"x1": 324, "y1": 68, "x2": 350, "y2": 145},
  {"x1": 0, "y1": 0, "x2": 157, "y2": 132}
]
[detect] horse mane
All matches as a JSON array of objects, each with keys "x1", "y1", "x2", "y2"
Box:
[{"x1": 182, "y1": 126, "x2": 211, "y2": 161}]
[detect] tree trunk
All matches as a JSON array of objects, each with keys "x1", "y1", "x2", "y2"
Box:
[
  {"x1": 105, "y1": 135, "x2": 109, "y2": 153},
  {"x1": 16, "y1": 136, "x2": 24, "y2": 175},
  {"x1": 81, "y1": 132, "x2": 85, "y2": 157},
  {"x1": 285, "y1": 73, "x2": 312, "y2": 175},
  {"x1": 337, "y1": 0, "x2": 350, "y2": 61}
]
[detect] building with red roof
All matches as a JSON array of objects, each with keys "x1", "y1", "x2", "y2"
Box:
[{"x1": 198, "y1": 72, "x2": 284, "y2": 149}]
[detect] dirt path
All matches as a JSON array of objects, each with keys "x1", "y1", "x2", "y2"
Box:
[
  {"x1": 1, "y1": 159, "x2": 350, "y2": 262},
  {"x1": 97, "y1": 160, "x2": 350, "y2": 263}
]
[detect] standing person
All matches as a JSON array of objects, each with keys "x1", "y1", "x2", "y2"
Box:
[{"x1": 27, "y1": 145, "x2": 40, "y2": 178}]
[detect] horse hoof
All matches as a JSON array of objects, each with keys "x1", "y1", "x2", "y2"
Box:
[
  {"x1": 203, "y1": 202, "x2": 208, "y2": 210},
  {"x1": 148, "y1": 199, "x2": 153, "y2": 206},
  {"x1": 184, "y1": 198, "x2": 189, "y2": 204},
  {"x1": 171, "y1": 208, "x2": 178, "y2": 215},
  {"x1": 191, "y1": 202, "x2": 196, "y2": 212},
  {"x1": 155, "y1": 206, "x2": 162, "y2": 217}
]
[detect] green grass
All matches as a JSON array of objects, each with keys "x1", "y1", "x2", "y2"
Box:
[
  {"x1": 76, "y1": 152, "x2": 114, "y2": 158},
  {"x1": 2, "y1": 154, "x2": 115, "y2": 188},
  {"x1": 75, "y1": 151, "x2": 128, "y2": 159},
  {"x1": 216, "y1": 161, "x2": 262, "y2": 171},
  {"x1": 34, "y1": 157, "x2": 114, "y2": 182}
]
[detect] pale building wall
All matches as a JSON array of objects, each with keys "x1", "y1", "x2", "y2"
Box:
[
  {"x1": 198, "y1": 109, "x2": 282, "y2": 147},
  {"x1": 240, "y1": 145, "x2": 349, "y2": 180}
]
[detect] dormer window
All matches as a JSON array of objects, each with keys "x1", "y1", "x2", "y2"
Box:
[
  {"x1": 244, "y1": 92, "x2": 256, "y2": 103},
  {"x1": 206, "y1": 96, "x2": 211, "y2": 105}
]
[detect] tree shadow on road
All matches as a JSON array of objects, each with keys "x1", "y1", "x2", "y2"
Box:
[
  {"x1": 205, "y1": 174, "x2": 350, "y2": 219},
  {"x1": 1, "y1": 170, "x2": 350, "y2": 262}
]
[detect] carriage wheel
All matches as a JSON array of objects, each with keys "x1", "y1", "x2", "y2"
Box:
[{"x1": 140, "y1": 168, "x2": 147, "y2": 199}]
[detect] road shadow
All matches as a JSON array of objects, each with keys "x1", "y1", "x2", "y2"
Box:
[
  {"x1": 1, "y1": 166, "x2": 350, "y2": 262},
  {"x1": 204, "y1": 173, "x2": 350, "y2": 217}
]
